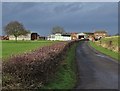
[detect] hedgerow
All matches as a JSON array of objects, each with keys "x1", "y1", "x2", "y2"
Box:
[{"x1": 2, "y1": 40, "x2": 78, "y2": 89}]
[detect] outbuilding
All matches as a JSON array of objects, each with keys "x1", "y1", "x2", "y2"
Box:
[{"x1": 9, "y1": 33, "x2": 31, "y2": 40}]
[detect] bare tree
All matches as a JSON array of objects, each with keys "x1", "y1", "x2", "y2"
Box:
[
  {"x1": 51, "y1": 26, "x2": 65, "y2": 34},
  {"x1": 4, "y1": 21, "x2": 30, "y2": 42}
]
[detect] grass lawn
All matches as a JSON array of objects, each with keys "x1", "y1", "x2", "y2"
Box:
[
  {"x1": 2, "y1": 40, "x2": 56, "y2": 60},
  {"x1": 42, "y1": 42, "x2": 78, "y2": 89},
  {"x1": 89, "y1": 41, "x2": 120, "y2": 61}
]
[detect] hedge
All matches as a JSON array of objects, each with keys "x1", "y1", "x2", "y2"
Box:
[{"x1": 2, "y1": 40, "x2": 79, "y2": 89}]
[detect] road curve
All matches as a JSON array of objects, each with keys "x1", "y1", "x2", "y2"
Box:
[{"x1": 75, "y1": 41, "x2": 118, "y2": 89}]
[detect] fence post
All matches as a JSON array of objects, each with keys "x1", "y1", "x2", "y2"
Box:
[
  {"x1": 109, "y1": 40, "x2": 112, "y2": 46},
  {"x1": 99, "y1": 41, "x2": 101, "y2": 45}
]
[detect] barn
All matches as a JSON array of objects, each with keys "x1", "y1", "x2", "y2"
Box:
[
  {"x1": 77, "y1": 33, "x2": 87, "y2": 39},
  {"x1": 31, "y1": 33, "x2": 38, "y2": 40}
]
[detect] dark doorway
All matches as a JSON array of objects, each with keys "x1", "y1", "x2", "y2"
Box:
[
  {"x1": 31, "y1": 33, "x2": 38, "y2": 40},
  {"x1": 78, "y1": 35, "x2": 84, "y2": 39}
]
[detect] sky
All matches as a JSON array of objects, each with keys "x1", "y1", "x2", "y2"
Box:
[
  {"x1": 2, "y1": 2, "x2": 118, "y2": 36},
  {"x1": 0, "y1": 2, "x2": 2, "y2": 35}
]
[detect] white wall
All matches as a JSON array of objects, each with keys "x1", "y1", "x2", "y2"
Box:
[
  {"x1": 47, "y1": 33, "x2": 71, "y2": 41},
  {"x1": 62, "y1": 36, "x2": 71, "y2": 41},
  {"x1": 9, "y1": 34, "x2": 31, "y2": 40}
]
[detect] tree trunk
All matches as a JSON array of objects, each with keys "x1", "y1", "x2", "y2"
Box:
[{"x1": 15, "y1": 37, "x2": 17, "y2": 42}]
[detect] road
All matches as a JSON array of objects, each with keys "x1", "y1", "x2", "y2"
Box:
[{"x1": 75, "y1": 41, "x2": 119, "y2": 89}]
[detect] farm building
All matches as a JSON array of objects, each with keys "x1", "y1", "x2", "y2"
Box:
[
  {"x1": 39, "y1": 36, "x2": 46, "y2": 40},
  {"x1": 71, "y1": 32, "x2": 91, "y2": 40},
  {"x1": 9, "y1": 33, "x2": 31, "y2": 40},
  {"x1": 77, "y1": 33, "x2": 87, "y2": 39},
  {"x1": 94, "y1": 31, "x2": 107, "y2": 40},
  {"x1": 31, "y1": 33, "x2": 39, "y2": 40},
  {"x1": 9, "y1": 33, "x2": 39, "y2": 40},
  {"x1": 47, "y1": 33, "x2": 71, "y2": 41}
]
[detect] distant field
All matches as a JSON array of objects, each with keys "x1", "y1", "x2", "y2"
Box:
[{"x1": 2, "y1": 40, "x2": 56, "y2": 60}]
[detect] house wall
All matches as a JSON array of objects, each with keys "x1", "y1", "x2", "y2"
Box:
[
  {"x1": 71, "y1": 33, "x2": 77, "y2": 40},
  {"x1": 88, "y1": 35, "x2": 94, "y2": 41},
  {"x1": 94, "y1": 32, "x2": 107, "y2": 39},
  {"x1": 62, "y1": 36, "x2": 71, "y2": 41}
]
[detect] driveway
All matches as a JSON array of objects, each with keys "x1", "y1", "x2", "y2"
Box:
[{"x1": 75, "y1": 41, "x2": 119, "y2": 89}]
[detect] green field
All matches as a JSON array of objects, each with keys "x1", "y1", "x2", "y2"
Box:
[
  {"x1": 89, "y1": 41, "x2": 120, "y2": 61},
  {"x1": 100, "y1": 36, "x2": 120, "y2": 46},
  {"x1": 2, "y1": 40, "x2": 56, "y2": 60}
]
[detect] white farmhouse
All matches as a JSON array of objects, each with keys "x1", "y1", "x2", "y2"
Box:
[
  {"x1": 9, "y1": 33, "x2": 31, "y2": 40},
  {"x1": 47, "y1": 33, "x2": 71, "y2": 41}
]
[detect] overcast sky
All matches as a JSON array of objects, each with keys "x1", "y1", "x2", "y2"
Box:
[{"x1": 2, "y1": 2, "x2": 118, "y2": 36}]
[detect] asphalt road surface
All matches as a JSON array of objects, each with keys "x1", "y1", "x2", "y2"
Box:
[{"x1": 75, "y1": 41, "x2": 119, "y2": 89}]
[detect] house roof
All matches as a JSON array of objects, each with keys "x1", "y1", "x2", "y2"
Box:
[
  {"x1": 71, "y1": 32, "x2": 78, "y2": 34},
  {"x1": 84, "y1": 32, "x2": 94, "y2": 35},
  {"x1": 77, "y1": 33, "x2": 86, "y2": 35},
  {"x1": 94, "y1": 31, "x2": 107, "y2": 33}
]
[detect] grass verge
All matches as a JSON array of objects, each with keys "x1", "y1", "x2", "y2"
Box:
[
  {"x1": 42, "y1": 43, "x2": 78, "y2": 89},
  {"x1": 89, "y1": 41, "x2": 120, "y2": 61}
]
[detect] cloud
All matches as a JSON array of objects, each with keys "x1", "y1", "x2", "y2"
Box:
[
  {"x1": 1, "y1": 0, "x2": 119, "y2": 2},
  {"x1": 53, "y1": 3, "x2": 83, "y2": 13},
  {"x1": 2, "y1": 2, "x2": 118, "y2": 36}
]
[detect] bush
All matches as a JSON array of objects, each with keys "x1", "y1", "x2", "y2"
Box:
[{"x1": 2, "y1": 40, "x2": 78, "y2": 89}]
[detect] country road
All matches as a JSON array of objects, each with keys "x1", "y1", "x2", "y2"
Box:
[{"x1": 75, "y1": 41, "x2": 119, "y2": 89}]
